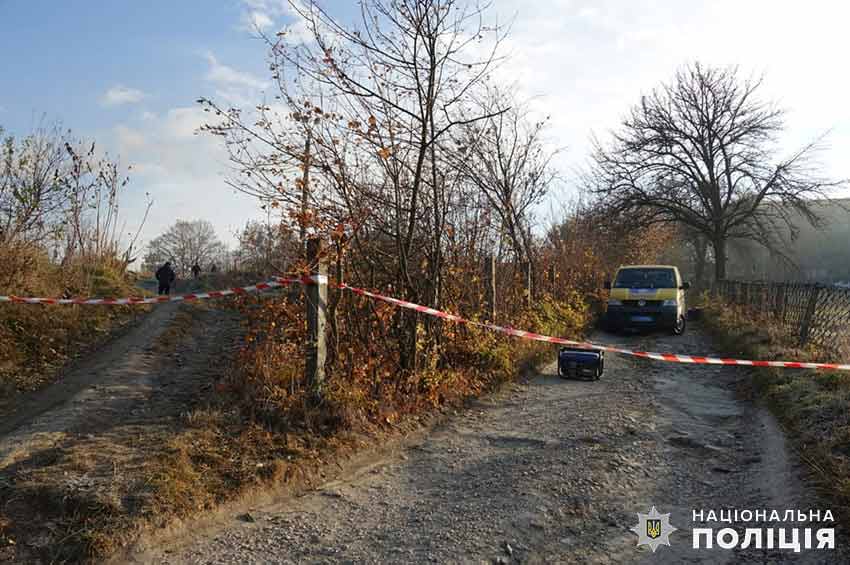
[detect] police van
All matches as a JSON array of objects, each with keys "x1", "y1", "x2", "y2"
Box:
[{"x1": 603, "y1": 265, "x2": 690, "y2": 335}]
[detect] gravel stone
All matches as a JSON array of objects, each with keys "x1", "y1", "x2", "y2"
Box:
[{"x1": 137, "y1": 325, "x2": 841, "y2": 564}]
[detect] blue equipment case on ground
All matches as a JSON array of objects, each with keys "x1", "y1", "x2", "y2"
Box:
[{"x1": 558, "y1": 347, "x2": 604, "y2": 380}]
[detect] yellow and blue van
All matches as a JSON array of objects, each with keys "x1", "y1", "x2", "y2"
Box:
[{"x1": 604, "y1": 265, "x2": 689, "y2": 335}]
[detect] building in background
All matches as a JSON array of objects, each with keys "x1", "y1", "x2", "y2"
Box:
[{"x1": 726, "y1": 199, "x2": 850, "y2": 284}]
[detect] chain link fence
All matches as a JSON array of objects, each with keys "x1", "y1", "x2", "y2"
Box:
[{"x1": 715, "y1": 280, "x2": 850, "y2": 353}]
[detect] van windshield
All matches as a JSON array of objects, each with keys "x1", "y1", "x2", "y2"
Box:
[{"x1": 614, "y1": 268, "x2": 676, "y2": 289}]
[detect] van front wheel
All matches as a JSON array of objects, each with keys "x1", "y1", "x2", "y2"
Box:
[{"x1": 671, "y1": 315, "x2": 686, "y2": 335}]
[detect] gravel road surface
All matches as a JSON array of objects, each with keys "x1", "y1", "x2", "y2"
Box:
[{"x1": 132, "y1": 324, "x2": 840, "y2": 564}]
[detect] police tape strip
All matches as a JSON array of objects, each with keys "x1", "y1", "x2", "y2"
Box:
[
  {"x1": 3, "y1": 274, "x2": 848, "y2": 371},
  {"x1": 0, "y1": 276, "x2": 314, "y2": 305},
  {"x1": 328, "y1": 281, "x2": 850, "y2": 372}
]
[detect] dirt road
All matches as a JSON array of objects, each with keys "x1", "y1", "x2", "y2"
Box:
[
  {"x1": 0, "y1": 280, "x2": 244, "y2": 564},
  {"x1": 133, "y1": 324, "x2": 840, "y2": 564}
]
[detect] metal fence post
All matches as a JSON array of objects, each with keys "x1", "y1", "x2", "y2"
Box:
[
  {"x1": 305, "y1": 238, "x2": 327, "y2": 399},
  {"x1": 799, "y1": 284, "x2": 822, "y2": 347},
  {"x1": 484, "y1": 255, "x2": 496, "y2": 321}
]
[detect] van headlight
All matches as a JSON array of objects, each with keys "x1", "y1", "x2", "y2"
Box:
[
  {"x1": 608, "y1": 299, "x2": 622, "y2": 306},
  {"x1": 663, "y1": 299, "x2": 678, "y2": 307}
]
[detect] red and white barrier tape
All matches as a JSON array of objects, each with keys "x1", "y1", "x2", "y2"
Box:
[
  {"x1": 331, "y1": 281, "x2": 850, "y2": 372},
  {"x1": 0, "y1": 276, "x2": 314, "y2": 305},
  {"x1": 2, "y1": 274, "x2": 847, "y2": 371}
]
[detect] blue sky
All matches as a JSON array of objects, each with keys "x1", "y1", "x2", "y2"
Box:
[
  {"x1": 2, "y1": 1, "x2": 264, "y2": 133},
  {"x1": 1, "y1": 0, "x2": 849, "y2": 251},
  {"x1": 0, "y1": 0, "x2": 313, "y2": 249}
]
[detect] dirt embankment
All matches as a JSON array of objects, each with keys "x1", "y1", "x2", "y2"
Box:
[
  {"x1": 0, "y1": 296, "x2": 243, "y2": 563},
  {"x1": 130, "y1": 325, "x2": 840, "y2": 564}
]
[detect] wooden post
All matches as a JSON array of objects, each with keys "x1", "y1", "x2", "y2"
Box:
[
  {"x1": 523, "y1": 261, "x2": 533, "y2": 309},
  {"x1": 799, "y1": 284, "x2": 822, "y2": 346},
  {"x1": 299, "y1": 131, "x2": 312, "y2": 253},
  {"x1": 484, "y1": 255, "x2": 496, "y2": 321},
  {"x1": 305, "y1": 238, "x2": 327, "y2": 399}
]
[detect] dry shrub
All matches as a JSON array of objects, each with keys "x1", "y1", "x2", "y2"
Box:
[
  {"x1": 231, "y1": 271, "x2": 592, "y2": 440},
  {"x1": 0, "y1": 244, "x2": 146, "y2": 397}
]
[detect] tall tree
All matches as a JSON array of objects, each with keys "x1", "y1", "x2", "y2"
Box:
[
  {"x1": 143, "y1": 219, "x2": 225, "y2": 277},
  {"x1": 588, "y1": 63, "x2": 844, "y2": 281}
]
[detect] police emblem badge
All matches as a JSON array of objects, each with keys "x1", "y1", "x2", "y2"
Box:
[{"x1": 631, "y1": 506, "x2": 677, "y2": 552}]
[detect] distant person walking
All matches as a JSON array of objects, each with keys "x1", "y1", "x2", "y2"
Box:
[
  {"x1": 155, "y1": 261, "x2": 176, "y2": 295},
  {"x1": 191, "y1": 263, "x2": 201, "y2": 279},
  {"x1": 210, "y1": 263, "x2": 218, "y2": 274}
]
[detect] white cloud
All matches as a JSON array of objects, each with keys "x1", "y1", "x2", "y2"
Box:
[
  {"x1": 236, "y1": 0, "x2": 314, "y2": 43},
  {"x1": 489, "y1": 0, "x2": 850, "y2": 199},
  {"x1": 104, "y1": 0, "x2": 850, "y2": 254},
  {"x1": 101, "y1": 85, "x2": 147, "y2": 107},
  {"x1": 161, "y1": 107, "x2": 209, "y2": 139},
  {"x1": 240, "y1": 9, "x2": 274, "y2": 31},
  {"x1": 115, "y1": 124, "x2": 147, "y2": 149},
  {"x1": 204, "y1": 52, "x2": 268, "y2": 90},
  {"x1": 278, "y1": 3, "x2": 313, "y2": 44},
  {"x1": 237, "y1": 0, "x2": 279, "y2": 32},
  {"x1": 110, "y1": 108, "x2": 265, "y2": 250}
]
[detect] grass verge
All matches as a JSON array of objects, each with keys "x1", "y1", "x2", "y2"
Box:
[{"x1": 702, "y1": 302, "x2": 850, "y2": 520}]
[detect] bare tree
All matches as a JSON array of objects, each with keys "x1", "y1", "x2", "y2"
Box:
[
  {"x1": 200, "y1": 0, "x2": 509, "y2": 369},
  {"x1": 589, "y1": 63, "x2": 845, "y2": 281},
  {"x1": 143, "y1": 219, "x2": 225, "y2": 277},
  {"x1": 0, "y1": 124, "x2": 70, "y2": 247},
  {"x1": 237, "y1": 219, "x2": 300, "y2": 274},
  {"x1": 0, "y1": 122, "x2": 149, "y2": 285},
  {"x1": 61, "y1": 141, "x2": 151, "y2": 267},
  {"x1": 455, "y1": 89, "x2": 559, "y2": 268}
]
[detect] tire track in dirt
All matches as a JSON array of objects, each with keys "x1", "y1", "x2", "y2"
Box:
[
  {"x1": 0, "y1": 291, "x2": 244, "y2": 563},
  {"x1": 134, "y1": 324, "x2": 840, "y2": 564},
  {"x1": 0, "y1": 303, "x2": 182, "y2": 468}
]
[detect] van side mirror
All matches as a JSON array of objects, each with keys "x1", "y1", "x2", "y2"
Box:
[
  {"x1": 604, "y1": 280, "x2": 612, "y2": 290},
  {"x1": 681, "y1": 281, "x2": 691, "y2": 290}
]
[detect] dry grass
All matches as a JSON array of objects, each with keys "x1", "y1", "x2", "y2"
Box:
[
  {"x1": 0, "y1": 274, "x2": 589, "y2": 563},
  {"x1": 703, "y1": 302, "x2": 850, "y2": 521},
  {"x1": 0, "y1": 247, "x2": 149, "y2": 400}
]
